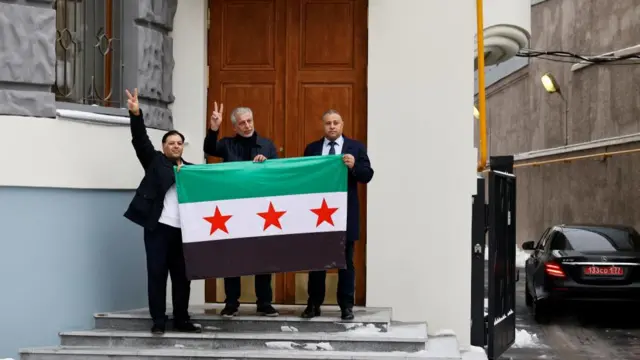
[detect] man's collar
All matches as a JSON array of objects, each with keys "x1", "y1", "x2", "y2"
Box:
[{"x1": 323, "y1": 135, "x2": 344, "y2": 146}]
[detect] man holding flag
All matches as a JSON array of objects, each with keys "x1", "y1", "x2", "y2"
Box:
[
  {"x1": 203, "y1": 102, "x2": 280, "y2": 318},
  {"x1": 123, "y1": 88, "x2": 201, "y2": 335},
  {"x1": 301, "y1": 109, "x2": 374, "y2": 320}
]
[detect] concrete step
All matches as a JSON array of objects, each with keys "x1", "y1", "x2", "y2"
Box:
[
  {"x1": 21, "y1": 339, "x2": 461, "y2": 360},
  {"x1": 95, "y1": 304, "x2": 391, "y2": 333},
  {"x1": 60, "y1": 323, "x2": 427, "y2": 353}
]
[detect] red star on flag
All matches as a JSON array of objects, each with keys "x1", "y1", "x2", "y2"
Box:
[
  {"x1": 310, "y1": 198, "x2": 339, "y2": 227},
  {"x1": 203, "y1": 206, "x2": 232, "y2": 235},
  {"x1": 257, "y1": 201, "x2": 287, "y2": 230}
]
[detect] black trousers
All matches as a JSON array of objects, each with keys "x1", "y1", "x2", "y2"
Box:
[
  {"x1": 224, "y1": 274, "x2": 273, "y2": 307},
  {"x1": 307, "y1": 241, "x2": 355, "y2": 309},
  {"x1": 144, "y1": 223, "x2": 191, "y2": 325},
  {"x1": 224, "y1": 274, "x2": 273, "y2": 306}
]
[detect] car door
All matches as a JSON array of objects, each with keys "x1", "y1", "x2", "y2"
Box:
[
  {"x1": 526, "y1": 228, "x2": 552, "y2": 290},
  {"x1": 532, "y1": 229, "x2": 556, "y2": 290},
  {"x1": 526, "y1": 228, "x2": 549, "y2": 278}
]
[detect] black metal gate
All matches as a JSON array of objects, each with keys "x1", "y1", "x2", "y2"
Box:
[
  {"x1": 470, "y1": 175, "x2": 486, "y2": 347},
  {"x1": 470, "y1": 156, "x2": 517, "y2": 360}
]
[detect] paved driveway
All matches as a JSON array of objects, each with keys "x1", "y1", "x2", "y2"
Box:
[{"x1": 484, "y1": 262, "x2": 640, "y2": 360}]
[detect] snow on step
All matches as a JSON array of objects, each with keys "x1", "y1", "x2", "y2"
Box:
[
  {"x1": 94, "y1": 304, "x2": 391, "y2": 333},
  {"x1": 60, "y1": 323, "x2": 427, "y2": 353},
  {"x1": 20, "y1": 345, "x2": 464, "y2": 360}
]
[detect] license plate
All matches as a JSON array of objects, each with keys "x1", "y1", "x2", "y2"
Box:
[{"x1": 583, "y1": 265, "x2": 624, "y2": 276}]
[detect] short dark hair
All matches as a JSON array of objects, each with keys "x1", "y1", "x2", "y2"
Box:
[{"x1": 162, "y1": 130, "x2": 185, "y2": 144}]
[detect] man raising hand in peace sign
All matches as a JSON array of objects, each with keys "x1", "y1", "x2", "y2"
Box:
[
  {"x1": 203, "y1": 101, "x2": 280, "y2": 318},
  {"x1": 123, "y1": 88, "x2": 201, "y2": 335}
]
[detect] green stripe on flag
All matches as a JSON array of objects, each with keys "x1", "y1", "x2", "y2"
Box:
[{"x1": 175, "y1": 155, "x2": 348, "y2": 203}]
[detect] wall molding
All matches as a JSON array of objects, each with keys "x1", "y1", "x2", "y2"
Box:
[
  {"x1": 56, "y1": 109, "x2": 130, "y2": 126},
  {"x1": 514, "y1": 132, "x2": 640, "y2": 161},
  {"x1": 56, "y1": 109, "x2": 192, "y2": 144}
]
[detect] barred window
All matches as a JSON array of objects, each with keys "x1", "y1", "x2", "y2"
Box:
[{"x1": 54, "y1": 0, "x2": 123, "y2": 108}]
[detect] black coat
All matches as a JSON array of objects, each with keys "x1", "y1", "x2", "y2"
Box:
[
  {"x1": 203, "y1": 129, "x2": 278, "y2": 162},
  {"x1": 304, "y1": 136, "x2": 374, "y2": 242},
  {"x1": 124, "y1": 109, "x2": 191, "y2": 230}
]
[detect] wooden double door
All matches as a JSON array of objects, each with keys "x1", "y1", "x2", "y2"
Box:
[{"x1": 205, "y1": 0, "x2": 368, "y2": 306}]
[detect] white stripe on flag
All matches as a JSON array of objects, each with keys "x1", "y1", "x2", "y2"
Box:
[{"x1": 179, "y1": 192, "x2": 347, "y2": 243}]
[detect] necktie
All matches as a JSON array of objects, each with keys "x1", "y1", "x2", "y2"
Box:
[{"x1": 328, "y1": 141, "x2": 336, "y2": 155}]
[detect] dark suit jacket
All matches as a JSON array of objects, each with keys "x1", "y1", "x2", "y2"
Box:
[
  {"x1": 203, "y1": 129, "x2": 278, "y2": 162},
  {"x1": 304, "y1": 136, "x2": 374, "y2": 242},
  {"x1": 123, "y1": 109, "x2": 192, "y2": 230}
]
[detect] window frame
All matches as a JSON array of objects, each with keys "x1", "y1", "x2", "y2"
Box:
[
  {"x1": 534, "y1": 227, "x2": 551, "y2": 249},
  {"x1": 53, "y1": 0, "x2": 128, "y2": 117}
]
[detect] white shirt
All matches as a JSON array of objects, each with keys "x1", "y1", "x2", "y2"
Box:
[
  {"x1": 322, "y1": 136, "x2": 344, "y2": 155},
  {"x1": 158, "y1": 184, "x2": 181, "y2": 228}
]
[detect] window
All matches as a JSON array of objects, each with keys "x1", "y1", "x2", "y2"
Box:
[
  {"x1": 535, "y1": 227, "x2": 551, "y2": 249},
  {"x1": 559, "y1": 227, "x2": 640, "y2": 252},
  {"x1": 54, "y1": 0, "x2": 123, "y2": 108},
  {"x1": 549, "y1": 232, "x2": 568, "y2": 250}
]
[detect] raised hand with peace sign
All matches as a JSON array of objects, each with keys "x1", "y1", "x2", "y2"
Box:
[
  {"x1": 126, "y1": 88, "x2": 140, "y2": 116},
  {"x1": 209, "y1": 101, "x2": 224, "y2": 131}
]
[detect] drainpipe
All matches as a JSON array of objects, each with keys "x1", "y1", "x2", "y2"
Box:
[{"x1": 476, "y1": 0, "x2": 487, "y2": 172}]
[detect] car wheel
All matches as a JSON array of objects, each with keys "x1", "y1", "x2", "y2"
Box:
[
  {"x1": 525, "y1": 279, "x2": 533, "y2": 307},
  {"x1": 532, "y1": 299, "x2": 550, "y2": 324}
]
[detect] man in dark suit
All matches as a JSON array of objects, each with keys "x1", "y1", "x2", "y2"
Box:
[
  {"x1": 301, "y1": 109, "x2": 374, "y2": 320},
  {"x1": 203, "y1": 102, "x2": 279, "y2": 318},
  {"x1": 123, "y1": 88, "x2": 201, "y2": 335}
]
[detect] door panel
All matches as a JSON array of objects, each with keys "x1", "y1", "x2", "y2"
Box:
[
  {"x1": 283, "y1": 0, "x2": 368, "y2": 305},
  {"x1": 206, "y1": 0, "x2": 287, "y2": 304},
  {"x1": 206, "y1": 0, "x2": 368, "y2": 306}
]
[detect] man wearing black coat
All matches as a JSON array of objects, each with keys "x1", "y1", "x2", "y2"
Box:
[
  {"x1": 203, "y1": 102, "x2": 279, "y2": 318},
  {"x1": 301, "y1": 109, "x2": 374, "y2": 320},
  {"x1": 123, "y1": 88, "x2": 200, "y2": 335}
]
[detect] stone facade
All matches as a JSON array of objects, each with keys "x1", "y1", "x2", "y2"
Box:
[
  {"x1": 483, "y1": 0, "x2": 640, "y2": 246},
  {"x1": 0, "y1": 0, "x2": 177, "y2": 130},
  {"x1": 122, "y1": 0, "x2": 177, "y2": 130},
  {"x1": 0, "y1": 0, "x2": 57, "y2": 117}
]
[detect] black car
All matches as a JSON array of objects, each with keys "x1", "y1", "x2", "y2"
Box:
[{"x1": 523, "y1": 224, "x2": 640, "y2": 323}]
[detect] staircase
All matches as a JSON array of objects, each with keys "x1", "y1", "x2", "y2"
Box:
[{"x1": 19, "y1": 304, "x2": 470, "y2": 359}]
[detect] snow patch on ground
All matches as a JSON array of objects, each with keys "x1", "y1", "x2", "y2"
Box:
[
  {"x1": 343, "y1": 323, "x2": 427, "y2": 338},
  {"x1": 280, "y1": 325, "x2": 299, "y2": 332},
  {"x1": 340, "y1": 322, "x2": 363, "y2": 329},
  {"x1": 265, "y1": 341, "x2": 333, "y2": 351},
  {"x1": 265, "y1": 341, "x2": 298, "y2": 350},
  {"x1": 485, "y1": 246, "x2": 531, "y2": 268},
  {"x1": 462, "y1": 346, "x2": 489, "y2": 360},
  {"x1": 303, "y1": 342, "x2": 334, "y2": 351},
  {"x1": 513, "y1": 329, "x2": 544, "y2": 348}
]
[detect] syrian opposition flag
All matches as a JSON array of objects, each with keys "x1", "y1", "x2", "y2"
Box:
[{"x1": 175, "y1": 155, "x2": 348, "y2": 280}]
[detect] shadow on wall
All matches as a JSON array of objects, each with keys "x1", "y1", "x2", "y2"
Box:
[{"x1": 0, "y1": 187, "x2": 147, "y2": 359}]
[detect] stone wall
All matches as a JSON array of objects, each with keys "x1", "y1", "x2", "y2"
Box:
[
  {"x1": 483, "y1": 0, "x2": 640, "y2": 245},
  {"x1": 0, "y1": 0, "x2": 57, "y2": 117},
  {"x1": 0, "y1": 0, "x2": 177, "y2": 130},
  {"x1": 122, "y1": 0, "x2": 177, "y2": 129}
]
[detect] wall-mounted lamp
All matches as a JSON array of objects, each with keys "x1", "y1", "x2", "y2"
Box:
[
  {"x1": 473, "y1": 106, "x2": 480, "y2": 120},
  {"x1": 541, "y1": 73, "x2": 561, "y2": 95},
  {"x1": 540, "y1": 72, "x2": 568, "y2": 145}
]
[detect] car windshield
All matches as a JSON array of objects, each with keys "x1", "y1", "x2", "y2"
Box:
[{"x1": 560, "y1": 227, "x2": 640, "y2": 252}]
